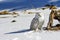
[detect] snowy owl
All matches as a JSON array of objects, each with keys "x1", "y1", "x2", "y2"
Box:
[
  {"x1": 5, "y1": 12, "x2": 44, "y2": 34},
  {"x1": 30, "y1": 12, "x2": 44, "y2": 31}
]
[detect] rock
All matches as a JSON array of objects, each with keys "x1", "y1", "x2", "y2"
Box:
[
  {"x1": 43, "y1": 27, "x2": 48, "y2": 30},
  {"x1": 11, "y1": 20, "x2": 16, "y2": 22}
]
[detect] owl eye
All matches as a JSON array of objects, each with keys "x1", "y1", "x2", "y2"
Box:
[{"x1": 39, "y1": 14, "x2": 41, "y2": 17}]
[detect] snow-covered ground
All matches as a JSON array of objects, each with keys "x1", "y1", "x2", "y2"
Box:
[{"x1": 0, "y1": 8, "x2": 60, "y2": 40}]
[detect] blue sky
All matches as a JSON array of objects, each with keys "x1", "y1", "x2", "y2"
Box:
[{"x1": 0, "y1": 0, "x2": 60, "y2": 10}]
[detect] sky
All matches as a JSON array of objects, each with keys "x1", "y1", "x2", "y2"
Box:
[{"x1": 0, "y1": 0, "x2": 60, "y2": 10}]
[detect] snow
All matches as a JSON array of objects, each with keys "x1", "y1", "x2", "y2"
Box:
[{"x1": 0, "y1": 8, "x2": 60, "y2": 40}]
